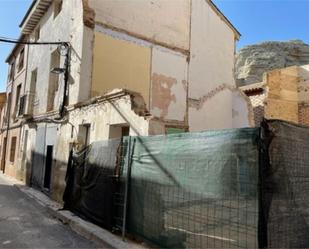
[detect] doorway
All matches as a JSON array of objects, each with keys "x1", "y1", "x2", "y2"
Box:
[
  {"x1": 1, "y1": 137, "x2": 7, "y2": 172},
  {"x1": 43, "y1": 145, "x2": 53, "y2": 190}
]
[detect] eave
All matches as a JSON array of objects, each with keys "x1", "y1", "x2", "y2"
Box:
[
  {"x1": 207, "y1": 0, "x2": 241, "y2": 40},
  {"x1": 19, "y1": 0, "x2": 53, "y2": 34}
]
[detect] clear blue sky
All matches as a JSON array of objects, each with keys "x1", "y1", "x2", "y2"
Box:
[
  {"x1": 0, "y1": 0, "x2": 309, "y2": 92},
  {"x1": 0, "y1": 0, "x2": 32, "y2": 92}
]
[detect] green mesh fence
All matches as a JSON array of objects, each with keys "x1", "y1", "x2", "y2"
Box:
[
  {"x1": 260, "y1": 120, "x2": 309, "y2": 248},
  {"x1": 122, "y1": 128, "x2": 260, "y2": 248}
]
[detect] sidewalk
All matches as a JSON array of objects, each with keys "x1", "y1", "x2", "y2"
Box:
[{"x1": 0, "y1": 173, "x2": 146, "y2": 249}]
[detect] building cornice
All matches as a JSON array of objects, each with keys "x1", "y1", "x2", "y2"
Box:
[{"x1": 19, "y1": 0, "x2": 53, "y2": 34}]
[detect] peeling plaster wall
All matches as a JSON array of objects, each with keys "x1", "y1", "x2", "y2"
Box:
[
  {"x1": 25, "y1": 0, "x2": 88, "y2": 115},
  {"x1": 69, "y1": 95, "x2": 149, "y2": 141},
  {"x1": 88, "y1": 0, "x2": 191, "y2": 51},
  {"x1": 189, "y1": 88, "x2": 233, "y2": 131},
  {"x1": 188, "y1": 0, "x2": 237, "y2": 131},
  {"x1": 91, "y1": 32, "x2": 151, "y2": 106},
  {"x1": 51, "y1": 92, "x2": 150, "y2": 201},
  {"x1": 151, "y1": 48, "x2": 188, "y2": 121}
]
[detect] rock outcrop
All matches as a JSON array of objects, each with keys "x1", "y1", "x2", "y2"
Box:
[{"x1": 236, "y1": 40, "x2": 309, "y2": 86}]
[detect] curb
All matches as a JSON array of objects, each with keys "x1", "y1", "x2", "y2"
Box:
[{"x1": 12, "y1": 183, "x2": 145, "y2": 249}]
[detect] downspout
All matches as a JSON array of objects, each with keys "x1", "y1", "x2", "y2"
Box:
[{"x1": 59, "y1": 43, "x2": 71, "y2": 118}]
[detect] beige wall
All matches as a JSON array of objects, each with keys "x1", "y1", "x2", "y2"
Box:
[
  {"x1": 91, "y1": 32, "x2": 151, "y2": 106},
  {"x1": 265, "y1": 66, "x2": 299, "y2": 123},
  {"x1": 88, "y1": 0, "x2": 191, "y2": 51},
  {"x1": 264, "y1": 65, "x2": 309, "y2": 124},
  {"x1": 232, "y1": 90, "x2": 254, "y2": 128},
  {"x1": 188, "y1": 0, "x2": 237, "y2": 131},
  {"x1": 151, "y1": 48, "x2": 188, "y2": 122},
  {"x1": 1, "y1": 128, "x2": 21, "y2": 180},
  {"x1": 51, "y1": 91, "x2": 151, "y2": 201}
]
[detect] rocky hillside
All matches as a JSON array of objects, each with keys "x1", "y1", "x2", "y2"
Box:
[{"x1": 236, "y1": 40, "x2": 309, "y2": 86}]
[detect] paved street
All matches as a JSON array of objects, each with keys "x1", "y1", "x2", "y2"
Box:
[{"x1": 0, "y1": 174, "x2": 100, "y2": 248}]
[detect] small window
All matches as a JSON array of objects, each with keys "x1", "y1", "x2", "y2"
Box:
[
  {"x1": 109, "y1": 124, "x2": 130, "y2": 139},
  {"x1": 78, "y1": 124, "x2": 90, "y2": 147},
  {"x1": 8, "y1": 61, "x2": 15, "y2": 82},
  {"x1": 18, "y1": 48, "x2": 25, "y2": 72},
  {"x1": 9, "y1": 136, "x2": 17, "y2": 163},
  {"x1": 14, "y1": 84, "x2": 22, "y2": 118},
  {"x1": 34, "y1": 27, "x2": 40, "y2": 42},
  {"x1": 165, "y1": 127, "x2": 186, "y2": 135},
  {"x1": 6, "y1": 92, "x2": 12, "y2": 124},
  {"x1": 54, "y1": 0, "x2": 62, "y2": 18},
  {"x1": 47, "y1": 49, "x2": 61, "y2": 111}
]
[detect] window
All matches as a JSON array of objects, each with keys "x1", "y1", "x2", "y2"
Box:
[
  {"x1": 9, "y1": 137, "x2": 17, "y2": 163},
  {"x1": 109, "y1": 124, "x2": 130, "y2": 139},
  {"x1": 14, "y1": 84, "x2": 21, "y2": 118},
  {"x1": 54, "y1": 0, "x2": 62, "y2": 18},
  {"x1": 28, "y1": 68, "x2": 37, "y2": 114},
  {"x1": 5, "y1": 92, "x2": 12, "y2": 124},
  {"x1": 47, "y1": 49, "x2": 60, "y2": 111},
  {"x1": 8, "y1": 61, "x2": 15, "y2": 82},
  {"x1": 18, "y1": 48, "x2": 25, "y2": 72},
  {"x1": 34, "y1": 26, "x2": 40, "y2": 42},
  {"x1": 78, "y1": 124, "x2": 90, "y2": 147}
]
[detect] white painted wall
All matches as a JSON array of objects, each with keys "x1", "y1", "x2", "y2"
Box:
[
  {"x1": 188, "y1": 0, "x2": 237, "y2": 131},
  {"x1": 24, "y1": 0, "x2": 89, "y2": 115},
  {"x1": 88, "y1": 0, "x2": 191, "y2": 50},
  {"x1": 68, "y1": 93, "x2": 149, "y2": 143},
  {"x1": 151, "y1": 48, "x2": 188, "y2": 121},
  {"x1": 232, "y1": 90, "x2": 253, "y2": 128},
  {"x1": 189, "y1": 89, "x2": 233, "y2": 131}
]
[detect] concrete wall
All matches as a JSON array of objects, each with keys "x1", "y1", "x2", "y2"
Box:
[
  {"x1": 88, "y1": 0, "x2": 191, "y2": 51},
  {"x1": 188, "y1": 0, "x2": 237, "y2": 131}
]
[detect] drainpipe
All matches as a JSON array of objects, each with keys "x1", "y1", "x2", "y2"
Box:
[{"x1": 59, "y1": 43, "x2": 70, "y2": 118}]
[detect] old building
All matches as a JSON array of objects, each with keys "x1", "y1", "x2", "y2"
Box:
[
  {"x1": 240, "y1": 82, "x2": 266, "y2": 127},
  {"x1": 0, "y1": 0, "x2": 251, "y2": 201},
  {"x1": 241, "y1": 65, "x2": 309, "y2": 126},
  {"x1": 0, "y1": 35, "x2": 29, "y2": 181}
]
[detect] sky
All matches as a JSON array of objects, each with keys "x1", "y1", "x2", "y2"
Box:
[
  {"x1": 0, "y1": 0, "x2": 309, "y2": 91},
  {"x1": 0, "y1": 0, "x2": 32, "y2": 92}
]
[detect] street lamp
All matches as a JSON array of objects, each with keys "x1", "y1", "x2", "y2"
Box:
[{"x1": 50, "y1": 67, "x2": 65, "y2": 74}]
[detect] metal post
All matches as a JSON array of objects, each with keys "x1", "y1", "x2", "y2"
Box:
[{"x1": 122, "y1": 136, "x2": 134, "y2": 240}]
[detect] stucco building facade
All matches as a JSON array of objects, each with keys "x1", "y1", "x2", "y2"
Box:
[
  {"x1": 0, "y1": 0, "x2": 252, "y2": 201},
  {"x1": 0, "y1": 36, "x2": 29, "y2": 181}
]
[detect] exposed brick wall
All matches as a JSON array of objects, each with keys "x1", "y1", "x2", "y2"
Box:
[
  {"x1": 248, "y1": 92, "x2": 266, "y2": 127},
  {"x1": 298, "y1": 104, "x2": 309, "y2": 125}
]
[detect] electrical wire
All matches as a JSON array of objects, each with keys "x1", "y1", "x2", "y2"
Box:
[{"x1": 0, "y1": 36, "x2": 69, "y2": 46}]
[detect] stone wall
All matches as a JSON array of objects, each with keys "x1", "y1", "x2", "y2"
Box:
[{"x1": 236, "y1": 40, "x2": 309, "y2": 86}]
